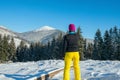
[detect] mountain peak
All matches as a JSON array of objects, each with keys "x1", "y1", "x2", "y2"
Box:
[{"x1": 34, "y1": 26, "x2": 56, "y2": 32}]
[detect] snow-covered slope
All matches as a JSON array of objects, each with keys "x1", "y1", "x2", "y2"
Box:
[
  {"x1": 0, "y1": 26, "x2": 30, "y2": 47},
  {"x1": 0, "y1": 60, "x2": 120, "y2": 80},
  {"x1": 53, "y1": 60, "x2": 120, "y2": 80},
  {"x1": 0, "y1": 26, "x2": 17, "y2": 37},
  {"x1": 17, "y1": 26, "x2": 65, "y2": 44},
  {"x1": 0, "y1": 60, "x2": 64, "y2": 80}
]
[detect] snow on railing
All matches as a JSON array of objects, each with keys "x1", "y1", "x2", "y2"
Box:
[{"x1": 35, "y1": 67, "x2": 64, "y2": 80}]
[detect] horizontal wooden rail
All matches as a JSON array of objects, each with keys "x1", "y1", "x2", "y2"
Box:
[
  {"x1": 35, "y1": 68, "x2": 64, "y2": 80},
  {"x1": 35, "y1": 66, "x2": 73, "y2": 80}
]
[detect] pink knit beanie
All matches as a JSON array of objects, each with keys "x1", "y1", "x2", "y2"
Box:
[{"x1": 69, "y1": 24, "x2": 76, "y2": 32}]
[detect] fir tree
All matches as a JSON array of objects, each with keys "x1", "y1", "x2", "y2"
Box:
[
  {"x1": 51, "y1": 37, "x2": 57, "y2": 59},
  {"x1": 108, "y1": 26, "x2": 120, "y2": 60},
  {"x1": 116, "y1": 29, "x2": 120, "y2": 60},
  {"x1": 83, "y1": 39, "x2": 87, "y2": 59},
  {"x1": 86, "y1": 43, "x2": 94, "y2": 59},
  {"x1": 77, "y1": 26, "x2": 84, "y2": 60},
  {"x1": 29, "y1": 43, "x2": 36, "y2": 61},
  {"x1": 34, "y1": 42, "x2": 42, "y2": 61},
  {"x1": 0, "y1": 34, "x2": 2, "y2": 57},
  {"x1": 0, "y1": 35, "x2": 5, "y2": 62},
  {"x1": 23, "y1": 45, "x2": 29, "y2": 61},
  {"x1": 40, "y1": 44, "x2": 48, "y2": 60},
  {"x1": 0, "y1": 35, "x2": 10, "y2": 61},
  {"x1": 92, "y1": 29, "x2": 103, "y2": 60},
  {"x1": 16, "y1": 41, "x2": 26, "y2": 62},
  {"x1": 3, "y1": 35, "x2": 9, "y2": 61},
  {"x1": 0, "y1": 34, "x2": 2, "y2": 43},
  {"x1": 46, "y1": 41, "x2": 51, "y2": 59},
  {"x1": 114, "y1": 28, "x2": 120, "y2": 60},
  {"x1": 113, "y1": 27, "x2": 119, "y2": 60},
  {"x1": 103, "y1": 30, "x2": 112, "y2": 60},
  {"x1": 8, "y1": 37, "x2": 16, "y2": 61},
  {"x1": 56, "y1": 33, "x2": 64, "y2": 59}
]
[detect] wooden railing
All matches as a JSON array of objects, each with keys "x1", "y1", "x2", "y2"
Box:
[{"x1": 35, "y1": 68, "x2": 64, "y2": 80}]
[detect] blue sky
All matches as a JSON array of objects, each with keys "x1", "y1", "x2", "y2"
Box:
[{"x1": 0, "y1": 0, "x2": 120, "y2": 39}]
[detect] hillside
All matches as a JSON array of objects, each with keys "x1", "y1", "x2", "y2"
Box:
[
  {"x1": 16, "y1": 26, "x2": 65, "y2": 44},
  {"x1": 0, "y1": 26, "x2": 29, "y2": 47}
]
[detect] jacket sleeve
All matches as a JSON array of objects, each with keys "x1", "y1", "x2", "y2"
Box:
[{"x1": 62, "y1": 35, "x2": 67, "y2": 57}]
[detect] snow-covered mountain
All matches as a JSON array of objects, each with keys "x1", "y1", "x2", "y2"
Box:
[
  {"x1": 0, "y1": 26, "x2": 16, "y2": 37},
  {"x1": 34, "y1": 26, "x2": 56, "y2": 32},
  {"x1": 17, "y1": 26, "x2": 65, "y2": 44},
  {"x1": 0, "y1": 26, "x2": 30, "y2": 47},
  {"x1": 0, "y1": 25, "x2": 94, "y2": 46}
]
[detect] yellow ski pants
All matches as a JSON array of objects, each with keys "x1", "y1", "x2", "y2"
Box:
[{"x1": 63, "y1": 52, "x2": 81, "y2": 80}]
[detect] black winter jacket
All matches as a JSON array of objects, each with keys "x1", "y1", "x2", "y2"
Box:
[{"x1": 63, "y1": 33, "x2": 80, "y2": 53}]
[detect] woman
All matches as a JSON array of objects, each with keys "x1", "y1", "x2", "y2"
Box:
[{"x1": 63, "y1": 24, "x2": 81, "y2": 80}]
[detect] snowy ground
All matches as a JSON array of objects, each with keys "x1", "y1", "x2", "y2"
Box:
[
  {"x1": 52, "y1": 60, "x2": 120, "y2": 80},
  {"x1": 0, "y1": 60, "x2": 120, "y2": 80}
]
